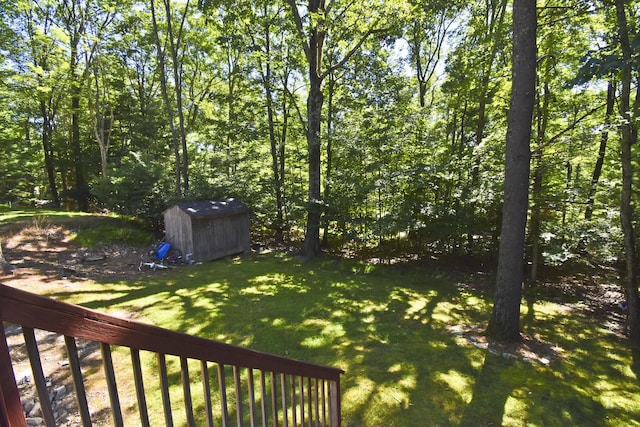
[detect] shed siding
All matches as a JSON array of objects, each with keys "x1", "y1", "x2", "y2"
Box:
[
  {"x1": 163, "y1": 200, "x2": 250, "y2": 262},
  {"x1": 164, "y1": 207, "x2": 195, "y2": 256}
]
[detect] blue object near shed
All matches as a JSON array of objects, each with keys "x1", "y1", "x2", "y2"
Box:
[{"x1": 163, "y1": 199, "x2": 251, "y2": 262}]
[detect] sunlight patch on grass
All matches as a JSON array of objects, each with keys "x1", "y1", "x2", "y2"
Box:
[
  {"x1": 502, "y1": 396, "x2": 528, "y2": 426},
  {"x1": 330, "y1": 309, "x2": 348, "y2": 319},
  {"x1": 431, "y1": 301, "x2": 457, "y2": 324},
  {"x1": 271, "y1": 318, "x2": 286, "y2": 327},
  {"x1": 598, "y1": 390, "x2": 639, "y2": 411},
  {"x1": 240, "y1": 284, "x2": 278, "y2": 296},
  {"x1": 436, "y1": 370, "x2": 473, "y2": 402},
  {"x1": 299, "y1": 319, "x2": 346, "y2": 349},
  {"x1": 342, "y1": 376, "x2": 375, "y2": 414},
  {"x1": 301, "y1": 335, "x2": 326, "y2": 348},
  {"x1": 361, "y1": 299, "x2": 388, "y2": 314},
  {"x1": 249, "y1": 272, "x2": 310, "y2": 294}
]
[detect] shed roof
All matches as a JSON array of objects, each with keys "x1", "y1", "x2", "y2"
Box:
[{"x1": 167, "y1": 199, "x2": 249, "y2": 218}]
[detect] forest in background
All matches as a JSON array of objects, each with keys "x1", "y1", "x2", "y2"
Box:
[{"x1": 0, "y1": 0, "x2": 638, "y2": 279}]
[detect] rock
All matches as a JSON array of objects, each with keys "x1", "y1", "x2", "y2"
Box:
[
  {"x1": 54, "y1": 385, "x2": 66, "y2": 401},
  {"x1": 26, "y1": 417, "x2": 43, "y2": 426},
  {"x1": 28, "y1": 401, "x2": 41, "y2": 417},
  {"x1": 23, "y1": 398, "x2": 36, "y2": 414}
]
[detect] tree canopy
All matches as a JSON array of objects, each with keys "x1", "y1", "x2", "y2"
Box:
[{"x1": 1, "y1": 0, "x2": 639, "y2": 338}]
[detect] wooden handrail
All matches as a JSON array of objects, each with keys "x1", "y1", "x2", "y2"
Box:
[{"x1": 0, "y1": 284, "x2": 343, "y2": 426}]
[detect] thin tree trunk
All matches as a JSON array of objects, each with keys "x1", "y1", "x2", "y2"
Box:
[
  {"x1": 151, "y1": 0, "x2": 181, "y2": 197},
  {"x1": 259, "y1": 7, "x2": 285, "y2": 243},
  {"x1": 40, "y1": 100, "x2": 60, "y2": 208},
  {"x1": 487, "y1": 0, "x2": 536, "y2": 342},
  {"x1": 163, "y1": 0, "x2": 190, "y2": 194},
  {"x1": 585, "y1": 80, "x2": 615, "y2": 220},
  {"x1": 467, "y1": 0, "x2": 508, "y2": 251},
  {"x1": 614, "y1": 0, "x2": 640, "y2": 343},
  {"x1": 322, "y1": 72, "x2": 336, "y2": 247},
  {"x1": 529, "y1": 81, "x2": 550, "y2": 282},
  {"x1": 69, "y1": 24, "x2": 88, "y2": 212}
]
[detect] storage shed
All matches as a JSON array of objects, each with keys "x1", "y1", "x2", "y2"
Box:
[{"x1": 163, "y1": 199, "x2": 250, "y2": 262}]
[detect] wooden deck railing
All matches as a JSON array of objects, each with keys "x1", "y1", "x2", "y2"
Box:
[{"x1": 0, "y1": 284, "x2": 343, "y2": 427}]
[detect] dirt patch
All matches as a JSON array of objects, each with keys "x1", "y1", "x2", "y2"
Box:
[
  {"x1": 1, "y1": 220, "x2": 162, "y2": 291},
  {"x1": 0, "y1": 220, "x2": 164, "y2": 425},
  {"x1": 447, "y1": 324, "x2": 565, "y2": 366}
]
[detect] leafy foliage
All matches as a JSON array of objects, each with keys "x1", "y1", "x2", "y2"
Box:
[{"x1": 0, "y1": 0, "x2": 634, "y2": 270}]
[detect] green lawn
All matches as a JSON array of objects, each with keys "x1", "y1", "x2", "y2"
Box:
[
  {"x1": 2, "y1": 208, "x2": 639, "y2": 426},
  {"x1": 37, "y1": 252, "x2": 640, "y2": 427}
]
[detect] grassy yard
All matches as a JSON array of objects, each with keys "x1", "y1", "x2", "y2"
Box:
[{"x1": 2, "y1": 209, "x2": 640, "y2": 426}]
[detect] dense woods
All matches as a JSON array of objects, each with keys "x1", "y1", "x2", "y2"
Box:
[{"x1": 1, "y1": 1, "x2": 639, "y2": 337}]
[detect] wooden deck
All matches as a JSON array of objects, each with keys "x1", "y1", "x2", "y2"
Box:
[{"x1": 0, "y1": 284, "x2": 343, "y2": 426}]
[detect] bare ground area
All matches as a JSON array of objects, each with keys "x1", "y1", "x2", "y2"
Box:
[
  {"x1": 0, "y1": 219, "x2": 630, "y2": 424},
  {"x1": 1, "y1": 220, "x2": 160, "y2": 426}
]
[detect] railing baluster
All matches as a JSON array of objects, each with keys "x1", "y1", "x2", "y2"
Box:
[
  {"x1": 180, "y1": 356, "x2": 196, "y2": 427},
  {"x1": 130, "y1": 349, "x2": 150, "y2": 427},
  {"x1": 259, "y1": 371, "x2": 268, "y2": 426},
  {"x1": 270, "y1": 372, "x2": 278, "y2": 427},
  {"x1": 247, "y1": 368, "x2": 257, "y2": 427},
  {"x1": 307, "y1": 377, "x2": 313, "y2": 427},
  {"x1": 299, "y1": 376, "x2": 305, "y2": 427},
  {"x1": 217, "y1": 363, "x2": 229, "y2": 427},
  {"x1": 280, "y1": 373, "x2": 288, "y2": 427},
  {"x1": 290, "y1": 375, "x2": 297, "y2": 427},
  {"x1": 233, "y1": 365, "x2": 243, "y2": 426},
  {"x1": 320, "y1": 380, "x2": 326, "y2": 427},
  {"x1": 200, "y1": 361, "x2": 214, "y2": 427},
  {"x1": 101, "y1": 343, "x2": 123, "y2": 426},
  {"x1": 23, "y1": 327, "x2": 56, "y2": 427},
  {"x1": 313, "y1": 378, "x2": 319, "y2": 427},
  {"x1": 64, "y1": 336, "x2": 92, "y2": 426},
  {"x1": 158, "y1": 353, "x2": 173, "y2": 427}
]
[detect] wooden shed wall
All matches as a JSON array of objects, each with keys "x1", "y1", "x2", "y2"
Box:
[
  {"x1": 163, "y1": 206, "x2": 195, "y2": 256},
  {"x1": 191, "y1": 213, "x2": 250, "y2": 261},
  {"x1": 163, "y1": 204, "x2": 250, "y2": 262}
]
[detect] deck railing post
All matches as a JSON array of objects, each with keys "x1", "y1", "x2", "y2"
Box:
[
  {"x1": 329, "y1": 381, "x2": 341, "y2": 427},
  {"x1": 0, "y1": 321, "x2": 27, "y2": 427}
]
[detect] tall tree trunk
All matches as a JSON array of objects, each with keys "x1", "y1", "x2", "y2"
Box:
[
  {"x1": 487, "y1": 0, "x2": 537, "y2": 342},
  {"x1": 279, "y1": 86, "x2": 289, "y2": 243},
  {"x1": 40, "y1": 100, "x2": 61, "y2": 208},
  {"x1": 151, "y1": 0, "x2": 182, "y2": 197},
  {"x1": 163, "y1": 0, "x2": 190, "y2": 194},
  {"x1": 259, "y1": 7, "x2": 286, "y2": 243},
  {"x1": 69, "y1": 18, "x2": 88, "y2": 212},
  {"x1": 614, "y1": 0, "x2": 640, "y2": 343},
  {"x1": 322, "y1": 72, "x2": 336, "y2": 247},
  {"x1": 285, "y1": 0, "x2": 384, "y2": 257},
  {"x1": 304, "y1": 72, "x2": 324, "y2": 257},
  {"x1": 585, "y1": 80, "x2": 615, "y2": 221},
  {"x1": 529, "y1": 81, "x2": 550, "y2": 282},
  {"x1": 468, "y1": 0, "x2": 508, "y2": 251}
]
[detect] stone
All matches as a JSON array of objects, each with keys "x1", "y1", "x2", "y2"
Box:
[
  {"x1": 27, "y1": 401, "x2": 41, "y2": 417},
  {"x1": 54, "y1": 385, "x2": 66, "y2": 401}
]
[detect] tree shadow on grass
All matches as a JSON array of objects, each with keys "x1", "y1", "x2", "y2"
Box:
[
  {"x1": 460, "y1": 354, "x2": 515, "y2": 426},
  {"x1": 633, "y1": 345, "x2": 640, "y2": 382},
  {"x1": 33, "y1": 253, "x2": 640, "y2": 426}
]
